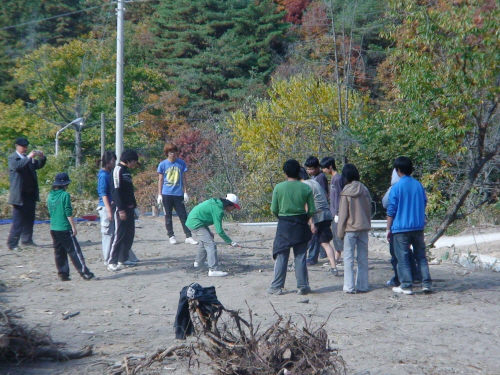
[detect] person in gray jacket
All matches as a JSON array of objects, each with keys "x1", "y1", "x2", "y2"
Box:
[
  {"x1": 7, "y1": 138, "x2": 46, "y2": 250},
  {"x1": 337, "y1": 164, "x2": 372, "y2": 293}
]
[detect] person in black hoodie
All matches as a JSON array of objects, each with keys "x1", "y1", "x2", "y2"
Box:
[{"x1": 108, "y1": 149, "x2": 139, "y2": 272}]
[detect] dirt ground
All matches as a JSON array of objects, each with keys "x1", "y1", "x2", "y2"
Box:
[{"x1": 1, "y1": 216, "x2": 499, "y2": 375}]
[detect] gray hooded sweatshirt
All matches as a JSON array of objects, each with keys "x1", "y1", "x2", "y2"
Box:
[{"x1": 337, "y1": 181, "x2": 372, "y2": 239}]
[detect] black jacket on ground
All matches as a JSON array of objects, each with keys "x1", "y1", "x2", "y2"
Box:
[{"x1": 174, "y1": 283, "x2": 223, "y2": 340}]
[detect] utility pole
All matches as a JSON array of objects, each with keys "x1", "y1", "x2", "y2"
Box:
[{"x1": 115, "y1": 0, "x2": 125, "y2": 160}]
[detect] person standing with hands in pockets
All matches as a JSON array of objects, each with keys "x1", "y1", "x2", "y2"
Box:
[{"x1": 157, "y1": 143, "x2": 198, "y2": 246}]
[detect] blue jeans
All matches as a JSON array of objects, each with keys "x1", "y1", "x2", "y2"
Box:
[
  {"x1": 393, "y1": 231, "x2": 432, "y2": 289},
  {"x1": 389, "y1": 233, "x2": 420, "y2": 285}
]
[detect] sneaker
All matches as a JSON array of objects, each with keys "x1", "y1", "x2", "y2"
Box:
[
  {"x1": 329, "y1": 268, "x2": 339, "y2": 276},
  {"x1": 422, "y1": 286, "x2": 433, "y2": 294},
  {"x1": 82, "y1": 273, "x2": 95, "y2": 280},
  {"x1": 297, "y1": 287, "x2": 311, "y2": 295},
  {"x1": 208, "y1": 270, "x2": 228, "y2": 277},
  {"x1": 169, "y1": 236, "x2": 178, "y2": 244},
  {"x1": 321, "y1": 262, "x2": 330, "y2": 267},
  {"x1": 59, "y1": 276, "x2": 71, "y2": 282},
  {"x1": 107, "y1": 264, "x2": 121, "y2": 272},
  {"x1": 122, "y1": 260, "x2": 138, "y2": 267},
  {"x1": 103, "y1": 260, "x2": 108, "y2": 266},
  {"x1": 267, "y1": 287, "x2": 283, "y2": 295},
  {"x1": 336, "y1": 259, "x2": 343, "y2": 266},
  {"x1": 9, "y1": 247, "x2": 21, "y2": 252},
  {"x1": 185, "y1": 237, "x2": 198, "y2": 245},
  {"x1": 306, "y1": 260, "x2": 317, "y2": 266},
  {"x1": 392, "y1": 286, "x2": 414, "y2": 295}
]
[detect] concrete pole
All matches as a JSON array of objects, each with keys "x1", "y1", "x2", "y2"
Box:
[
  {"x1": 101, "y1": 113, "x2": 106, "y2": 158},
  {"x1": 115, "y1": 0, "x2": 125, "y2": 161}
]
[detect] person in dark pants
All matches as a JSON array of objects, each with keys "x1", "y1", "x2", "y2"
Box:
[
  {"x1": 304, "y1": 156, "x2": 329, "y2": 265},
  {"x1": 268, "y1": 159, "x2": 316, "y2": 296},
  {"x1": 157, "y1": 143, "x2": 198, "y2": 246},
  {"x1": 7, "y1": 137, "x2": 46, "y2": 251},
  {"x1": 108, "y1": 149, "x2": 139, "y2": 272},
  {"x1": 47, "y1": 173, "x2": 94, "y2": 281},
  {"x1": 387, "y1": 156, "x2": 432, "y2": 295}
]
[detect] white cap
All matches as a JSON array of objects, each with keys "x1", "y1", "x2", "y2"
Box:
[{"x1": 225, "y1": 193, "x2": 241, "y2": 209}]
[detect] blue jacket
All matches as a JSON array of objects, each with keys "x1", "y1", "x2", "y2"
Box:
[{"x1": 387, "y1": 175, "x2": 427, "y2": 234}]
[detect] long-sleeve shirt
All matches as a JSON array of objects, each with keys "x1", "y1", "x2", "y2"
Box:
[
  {"x1": 387, "y1": 175, "x2": 427, "y2": 234},
  {"x1": 185, "y1": 198, "x2": 232, "y2": 243},
  {"x1": 111, "y1": 164, "x2": 137, "y2": 211},
  {"x1": 311, "y1": 171, "x2": 329, "y2": 196},
  {"x1": 329, "y1": 173, "x2": 344, "y2": 216},
  {"x1": 97, "y1": 169, "x2": 112, "y2": 207},
  {"x1": 47, "y1": 189, "x2": 73, "y2": 231},
  {"x1": 271, "y1": 180, "x2": 316, "y2": 217}
]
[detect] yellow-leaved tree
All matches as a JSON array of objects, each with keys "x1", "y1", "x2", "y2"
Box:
[{"x1": 229, "y1": 74, "x2": 365, "y2": 218}]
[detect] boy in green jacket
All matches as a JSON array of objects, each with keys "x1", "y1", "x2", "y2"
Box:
[
  {"x1": 47, "y1": 173, "x2": 94, "y2": 281},
  {"x1": 186, "y1": 194, "x2": 241, "y2": 277}
]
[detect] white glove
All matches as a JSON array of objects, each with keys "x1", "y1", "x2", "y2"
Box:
[
  {"x1": 183, "y1": 192, "x2": 189, "y2": 203},
  {"x1": 334, "y1": 215, "x2": 339, "y2": 223},
  {"x1": 134, "y1": 208, "x2": 140, "y2": 219},
  {"x1": 231, "y1": 241, "x2": 240, "y2": 247},
  {"x1": 157, "y1": 195, "x2": 163, "y2": 205}
]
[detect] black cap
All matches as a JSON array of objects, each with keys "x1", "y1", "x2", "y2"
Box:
[
  {"x1": 52, "y1": 173, "x2": 71, "y2": 187},
  {"x1": 15, "y1": 137, "x2": 29, "y2": 146}
]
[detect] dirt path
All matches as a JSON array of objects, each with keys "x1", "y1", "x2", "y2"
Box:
[{"x1": 1, "y1": 217, "x2": 499, "y2": 374}]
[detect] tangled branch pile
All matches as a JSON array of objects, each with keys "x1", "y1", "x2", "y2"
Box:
[
  {"x1": 0, "y1": 304, "x2": 92, "y2": 363},
  {"x1": 189, "y1": 301, "x2": 346, "y2": 375}
]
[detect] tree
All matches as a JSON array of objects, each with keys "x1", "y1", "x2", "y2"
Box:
[
  {"x1": 379, "y1": 0, "x2": 500, "y2": 246},
  {"x1": 152, "y1": 0, "x2": 289, "y2": 114}
]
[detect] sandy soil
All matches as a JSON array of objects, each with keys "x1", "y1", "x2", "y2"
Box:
[{"x1": 1, "y1": 217, "x2": 499, "y2": 375}]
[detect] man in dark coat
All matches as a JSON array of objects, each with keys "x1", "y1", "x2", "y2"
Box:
[{"x1": 7, "y1": 138, "x2": 46, "y2": 250}]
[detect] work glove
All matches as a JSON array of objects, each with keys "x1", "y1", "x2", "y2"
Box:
[
  {"x1": 231, "y1": 241, "x2": 241, "y2": 248},
  {"x1": 183, "y1": 192, "x2": 189, "y2": 204},
  {"x1": 334, "y1": 215, "x2": 339, "y2": 223},
  {"x1": 134, "y1": 208, "x2": 140, "y2": 220},
  {"x1": 157, "y1": 195, "x2": 163, "y2": 206}
]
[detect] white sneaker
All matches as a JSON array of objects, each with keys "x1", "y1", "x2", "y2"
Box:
[
  {"x1": 194, "y1": 261, "x2": 199, "y2": 267},
  {"x1": 169, "y1": 236, "x2": 178, "y2": 244},
  {"x1": 107, "y1": 264, "x2": 121, "y2": 272},
  {"x1": 392, "y1": 286, "x2": 414, "y2": 295},
  {"x1": 185, "y1": 237, "x2": 198, "y2": 245},
  {"x1": 208, "y1": 270, "x2": 228, "y2": 277}
]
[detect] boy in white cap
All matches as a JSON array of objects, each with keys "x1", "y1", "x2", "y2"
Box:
[{"x1": 185, "y1": 194, "x2": 242, "y2": 277}]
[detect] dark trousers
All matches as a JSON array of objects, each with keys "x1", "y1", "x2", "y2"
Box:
[
  {"x1": 7, "y1": 193, "x2": 37, "y2": 249},
  {"x1": 162, "y1": 195, "x2": 192, "y2": 238},
  {"x1": 108, "y1": 207, "x2": 135, "y2": 265},
  {"x1": 51, "y1": 230, "x2": 92, "y2": 278},
  {"x1": 393, "y1": 231, "x2": 432, "y2": 289},
  {"x1": 306, "y1": 234, "x2": 326, "y2": 263},
  {"x1": 389, "y1": 233, "x2": 420, "y2": 285}
]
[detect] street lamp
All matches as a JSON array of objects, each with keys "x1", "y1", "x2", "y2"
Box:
[{"x1": 55, "y1": 117, "x2": 84, "y2": 156}]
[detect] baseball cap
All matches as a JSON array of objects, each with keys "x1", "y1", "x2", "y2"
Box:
[{"x1": 225, "y1": 193, "x2": 241, "y2": 209}]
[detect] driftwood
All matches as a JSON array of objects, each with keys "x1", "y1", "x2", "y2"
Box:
[
  {"x1": 189, "y1": 300, "x2": 346, "y2": 375},
  {"x1": 0, "y1": 304, "x2": 93, "y2": 362}
]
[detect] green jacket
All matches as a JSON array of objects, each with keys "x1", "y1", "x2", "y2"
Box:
[
  {"x1": 47, "y1": 189, "x2": 73, "y2": 231},
  {"x1": 185, "y1": 198, "x2": 232, "y2": 244}
]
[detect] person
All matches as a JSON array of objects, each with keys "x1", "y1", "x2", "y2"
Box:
[
  {"x1": 185, "y1": 194, "x2": 242, "y2": 277},
  {"x1": 108, "y1": 149, "x2": 139, "y2": 272},
  {"x1": 268, "y1": 159, "x2": 316, "y2": 296},
  {"x1": 7, "y1": 137, "x2": 46, "y2": 251},
  {"x1": 157, "y1": 143, "x2": 198, "y2": 245},
  {"x1": 47, "y1": 173, "x2": 94, "y2": 281},
  {"x1": 304, "y1": 156, "x2": 328, "y2": 265},
  {"x1": 299, "y1": 168, "x2": 339, "y2": 276},
  {"x1": 321, "y1": 156, "x2": 344, "y2": 264},
  {"x1": 337, "y1": 164, "x2": 371, "y2": 294},
  {"x1": 97, "y1": 151, "x2": 139, "y2": 267},
  {"x1": 382, "y1": 169, "x2": 420, "y2": 287},
  {"x1": 386, "y1": 156, "x2": 432, "y2": 295}
]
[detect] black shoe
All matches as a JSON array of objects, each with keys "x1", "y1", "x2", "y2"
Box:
[
  {"x1": 21, "y1": 241, "x2": 38, "y2": 247},
  {"x1": 82, "y1": 272, "x2": 95, "y2": 280},
  {"x1": 297, "y1": 286, "x2": 311, "y2": 295},
  {"x1": 59, "y1": 276, "x2": 71, "y2": 282}
]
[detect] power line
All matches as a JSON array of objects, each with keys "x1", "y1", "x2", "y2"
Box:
[{"x1": 0, "y1": 3, "x2": 115, "y2": 31}]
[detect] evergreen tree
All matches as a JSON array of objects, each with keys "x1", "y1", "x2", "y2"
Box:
[{"x1": 152, "y1": 0, "x2": 289, "y2": 114}]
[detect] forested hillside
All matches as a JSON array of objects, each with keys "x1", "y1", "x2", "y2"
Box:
[{"x1": 1, "y1": 0, "x2": 499, "y2": 243}]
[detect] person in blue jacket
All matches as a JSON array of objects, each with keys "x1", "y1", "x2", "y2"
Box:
[{"x1": 386, "y1": 156, "x2": 432, "y2": 295}]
